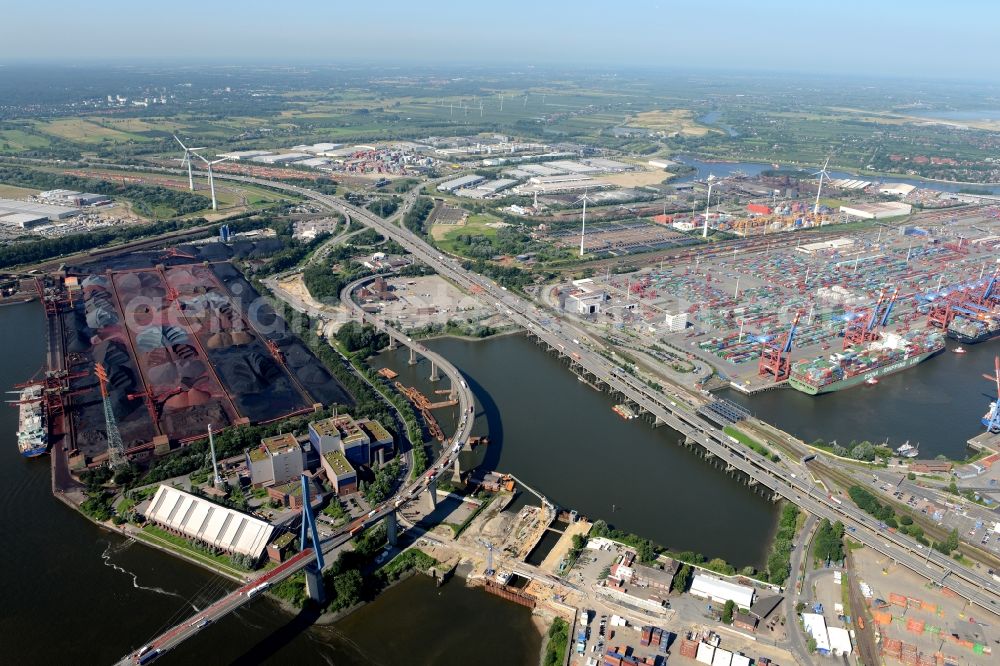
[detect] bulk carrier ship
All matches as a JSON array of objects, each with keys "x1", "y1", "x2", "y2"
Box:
[
  {"x1": 14, "y1": 384, "x2": 47, "y2": 457},
  {"x1": 789, "y1": 331, "x2": 944, "y2": 395}
]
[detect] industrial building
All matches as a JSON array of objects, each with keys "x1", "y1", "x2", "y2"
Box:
[
  {"x1": 292, "y1": 142, "x2": 342, "y2": 154},
  {"x1": 39, "y1": 189, "x2": 110, "y2": 206},
  {"x1": 250, "y1": 152, "x2": 312, "y2": 165},
  {"x1": 839, "y1": 201, "x2": 912, "y2": 219},
  {"x1": 689, "y1": 573, "x2": 756, "y2": 607},
  {"x1": 454, "y1": 178, "x2": 517, "y2": 198},
  {"x1": 663, "y1": 311, "x2": 688, "y2": 332},
  {"x1": 437, "y1": 174, "x2": 485, "y2": 192},
  {"x1": 143, "y1": 484, "x2": 275, "y2": 560},
  {"x1": 515, "y1": 174, "x2": 613, "y2": 195},
  {"x1": 0, "y1": 198, "x2": 80, "y2": 221},
  {"x1": 0, "y1": 212, "x2": 48, "y2": 229},
  {"x1": 321, "y1": 450, "x2": 357, "y2": 496},
  {"x1": 795, "y1": 237, "x2": 855, "y2": 255},
  {"x1": 217, "y1": 150, "x2": 274, "y2": 161},
  {"x1": 246, "y1": 433, "x2": 304, "y2": 487},
  {"x1": 565, "y1": 280, "x2": 608, "y2": 315},
  {"x1": 308, "y1": 413, "x2": 392, "y2": 466},
  {"x1": 879, "y1": 183, "x2": 917, "y2": 197}
]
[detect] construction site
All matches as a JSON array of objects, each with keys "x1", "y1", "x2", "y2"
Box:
[
  {"x1": 555, "y1": 204, "x2": 1000, "y2": 394},
  {"x1": 33, "y1": 242, "x2": 352, "y2": 469}
]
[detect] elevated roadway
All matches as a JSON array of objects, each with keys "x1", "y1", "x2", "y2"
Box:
[{"x1": 205, "y1": 172, "x2": 1000, "y2": 617}]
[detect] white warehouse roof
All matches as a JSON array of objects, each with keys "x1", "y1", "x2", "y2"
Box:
[
  {"x1": 145, "y1": 485, "x2": 275, "y2": 559},
  {"x1": 689, "y1": 573, "x2": 755, "y2": 607},
  {"x1": 801, "y1": 613, "x2": 831, "y2": 653}
]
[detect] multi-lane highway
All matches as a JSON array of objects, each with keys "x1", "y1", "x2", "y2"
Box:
[{"x1": 208, "y1": 172, "x2": 1000, "y2": 617}]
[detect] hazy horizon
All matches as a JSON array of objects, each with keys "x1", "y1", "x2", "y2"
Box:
[{"x1": 4, "y1": 0, "x2": 1000, "y2": 81}]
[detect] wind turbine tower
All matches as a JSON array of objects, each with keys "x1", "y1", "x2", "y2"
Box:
[
  {"x1": 576, "y1": 190, "x2": 593, "y2": 257},
  {"x1": 702, "y1": 174, "x2": 716, "y2": 238},
  {"x1": 813, "y1": 156, "x2": 831, "y2": 219},
  {"x1": 173, "y1": 135, "x2": 206, "y2": 191},
  {"x1": 193, "y1": 153, "x2": 230, "y2": 211}
]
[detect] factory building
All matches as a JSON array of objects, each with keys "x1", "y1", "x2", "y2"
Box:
[
  {"x1": 321, "y1": 450, "x2": 357, "y2": 496},
  {"x1": 0, "y1": 198, "x2": 80, "y2": 221},
  {"x1": 795, "y1": 237, "x2": 854, "y2": 255},
  {"x1": 437, "y1": 174, "x2": 485, "y2": 192},
  {"x1": 246, "y1": 433, "x2": 304, "y2": 487},
  {"x1": 143, "y1": 484, "x2": 275, "y2": 560},
  {"x1": 565, "y1": 279, "x2": 607, "y2": 315},
  {"x1": 839, "y1": 202, "x2": 912, "y2": 219},
  {"x1": 689, "y1": 573, "x2": 756, "y2": 607},
  {"x1": 515, "y1": 174, "x2": 613, "y2": 195},
  {"x1": 309, "y1": 413, "x2": 391, "y2": 467}
]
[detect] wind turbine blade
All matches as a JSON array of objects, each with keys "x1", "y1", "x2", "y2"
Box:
[{"x1": 173, "y1": 135, "x2": 187, "y2": 150}]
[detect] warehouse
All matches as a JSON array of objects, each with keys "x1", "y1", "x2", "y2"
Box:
[
  {"x1": 437, "y1": 174, "x2": 485, "y2": 192},
  {"x1": 0, "y1": 198, "x2": 80, "y2": 221},
  {"x1": 251, "y1": 152, "x2": 311, "y2": 165},
  {"x1": 878, "y1": 183, "x2": 917, "y2": 197},
  {"x1": 218, "y1": 150, "x2": 274, "y2": 160},
  {"x1": 143, "y1": 484, "x2": 275, "y2": 560},
  {"x1": 839, "y1": 201, "x2": 912, "y2": 219},
  {"x1": 689, "y1": 573, "x2": 755, "y2": 607},
  {"x1": 515, "y1": 174, "x2": 613, "y2": 194},
  {"x1": 0, "y1": 212, "x2": 48, "y2": 229},
  {"x1": 39, "y1": 189, "x2": 110, "y2": 206},
  {"x1": 795, "y1": 237, "x2": 854, "y2": 255}
]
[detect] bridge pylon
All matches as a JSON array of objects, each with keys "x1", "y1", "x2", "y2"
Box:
[{"x1": 299, "y1": 474, "x2": 326, "y2": 605}]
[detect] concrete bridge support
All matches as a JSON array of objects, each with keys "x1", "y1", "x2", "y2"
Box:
[
  {"x1": 388, "y1": 336, "x2": 397, "y2": 351},
  {"x1": 305, "y1": 567, "x2": 325, "y2": 604},
  {"x1": 386, "y1": 509, "x2": 398, "y2": 547},
  {"x1": 451, "y1": 456, "x2": 462, "y2": 484},
  {"x1": 430, "y1": 361, "x2": 440, "y2": 381},
  {"x1": 426, "y1": 477, "x2": 438, "y2": 512},
  {"x1": 408, "y1": 347, "x2": 417, "y2": 366}
]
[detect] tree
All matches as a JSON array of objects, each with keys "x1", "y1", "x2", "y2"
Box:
[
  {"x1": 330, "y1": 569, "x2": 363, "y2": 610},
  {"x1": 722, "y1": 599, "x2": 735, "y2": 624},
  {"x1": 672, "y1": 564, "x2": 692, "y2": 593},
  {"x1": 907, "y1": 472, "x2": 916, "y2": 481}
]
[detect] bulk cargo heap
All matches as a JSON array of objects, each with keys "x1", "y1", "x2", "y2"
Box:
[{"x1": 788, "y1": 330, "x2": 944, "y2": 395}]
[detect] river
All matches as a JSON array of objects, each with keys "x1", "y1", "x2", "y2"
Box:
[
  {"x1": 0, "y1": 301, "x2": 540, "y2": 666},
  {"x1": 673, "y1": 155, "x2": 1000, "y2": 195},
  {"x1": 374, "y1": 334, "x2": 780, "y2": 569}
]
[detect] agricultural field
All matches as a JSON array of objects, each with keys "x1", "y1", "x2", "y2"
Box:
[
  {"x1": 0, "y1": 128, "x2": 52, "y2": 153},
  {"x1": 626, "y1": 109, "x2": 714, "y2": 136},
  {"x1": 0, "y1": 183, "x2": 40, "y2": 198},
  {"x1": 35, "y1": 118, "x2": 150, "y2": 144}
]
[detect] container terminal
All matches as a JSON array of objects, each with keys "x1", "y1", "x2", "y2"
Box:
[
  {"x1": 553, "y1": 203, "x2": 1000, "y2": 395},
  {"x1": 27, "y1": 241, "x2": 352, "y2": 477}
]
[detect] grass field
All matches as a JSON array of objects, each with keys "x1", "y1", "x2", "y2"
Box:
[
  {"x1": 626, "y1": 109, "x2": 714, "y2": 136},
  {"x1": 0, "y1": 183, "x2": 40, "y2": 198},
  {"x1": 0, "y1": 129, "x2": 52, "y2": 153},
  {"x1": 35, "y1": 118, "x2": 148, "y2": 144},
  {"x1": 434, "y1": 213, "x2": 501, "y2": 252}
]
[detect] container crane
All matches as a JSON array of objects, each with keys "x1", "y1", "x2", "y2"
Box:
[
  {"x1": 758, "y1": 311, "x2": 800, "y2": 382},
  {"x1": 843, "y1": 288, "x2": 896, "y2": 349},
  {"x1": 982, "y1": 356, "x2": 1000, "y2": 434}
]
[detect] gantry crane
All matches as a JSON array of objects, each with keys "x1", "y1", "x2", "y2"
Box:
[
  {"x1": 843, "y1": 288, "x2": 896, "y2": 349},
  {"x1": 95, "y1": 363, "x2": 127, "y2": 468},
  {"x1": 758, "y1": 311, "x2": 801, "y2": 382}
]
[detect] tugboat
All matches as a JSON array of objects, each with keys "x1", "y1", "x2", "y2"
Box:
[
  {"x1": 865, "y1": 377, "x2": 879, "y2": 385},
  {"x1": 953, "y1": 346, "x2": 966, "y2": 354}
]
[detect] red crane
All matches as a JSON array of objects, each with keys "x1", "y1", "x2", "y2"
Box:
[
  {"x1": 843, "y1": 288, "x2": 896, "y2": 349},
  {"x1": 758, "y1": 311, "x2": 801, "y2": 382},
  {"x1": 127, "y1": 386, "x2": 185, "y2": 424}
]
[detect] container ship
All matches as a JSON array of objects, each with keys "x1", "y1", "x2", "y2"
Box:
[
  {"x1": 947, "y1": 314, "x2": 1000, "y2": 345},
  {"x1": 789, "y1": 331, "x2": 944, "y2": 395},
  {"x1": 14, "y1": 384, "x2": 47, "y2": 457}
]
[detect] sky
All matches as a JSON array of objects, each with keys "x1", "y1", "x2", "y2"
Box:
[{"x1": 3, "y1": 0, "x2": 1000, "y2": 79}]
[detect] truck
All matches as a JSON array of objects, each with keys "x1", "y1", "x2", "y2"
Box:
[{"x1": 138, "y1": 649, "x2": 162, "y2": 665}]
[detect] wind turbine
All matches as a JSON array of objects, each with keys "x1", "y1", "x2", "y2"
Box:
[
  {"x1": 173, "y1": 135, "x2": 205, "y2": 191},
  {"x1": 813, "y1": 156, "x2": 831, "y2": 220},
  {"x1": 702, "y1": 174, "x2": 716, "y2": 238},
  {"x1": 576, "y1": 190, "x2": 593, "y2": 257},
  {"x1": 193, "y1": 152, "x2": 230, "y2": 211}
]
